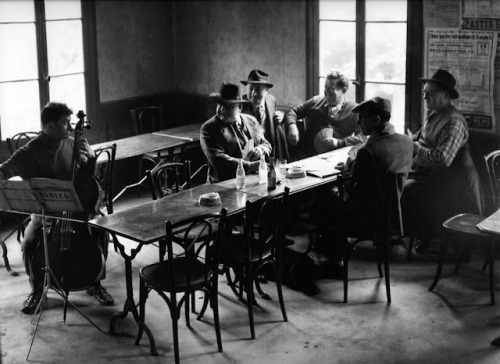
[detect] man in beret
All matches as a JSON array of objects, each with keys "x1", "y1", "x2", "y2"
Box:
[
  {"x1": 200, "y1": 82, "x2": 272, "y2": 183},
  {"x1": 240, "y1": 69, "x2": 289, "y2": 161},
  {"x1": 401, "y1": 69, "x2": 482, "y2": 253},
  {"x1": 284, "y1": 70, "x2": 365, "y2": 159},
  {"x1": 311, "y1": 97, "x2": 413, "y2": 274}
]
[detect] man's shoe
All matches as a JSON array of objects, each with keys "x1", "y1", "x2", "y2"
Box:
[
  {"x1": 86, "y1": 283, "x2": 114, "y2": 306},
  {"x1": 21, "y1": 290, "x2": 42, "y2": 315}
]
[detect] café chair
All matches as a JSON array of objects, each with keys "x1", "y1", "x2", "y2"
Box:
[
  {"x1": 429, "y1": 150, "x2": 500, "y2": 305},
  {"x1": 146, "y1": 159, "x2": 192, "y2": 200},
  {"x1": 130, "y1": 106, "x2": 167, "y2": 194},
  {"x1": 94, "y1": 143, "x2": 117, "y2": 216},
  {"x1": 220, "y1": 187, "x2": 289, "y2": 339},
  {"x1": 341, "y1": 173, "x2": 405, "y2": 304},
  {"x1": 136, "y1": 209, "x2": 228, "y2": 363},
  {"x1": 1, "y1": 131, "x2": 39, "y2": 274}
]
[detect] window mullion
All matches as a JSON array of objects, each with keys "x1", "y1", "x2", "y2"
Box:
[
  {"x1": 34, "y1": 0, "x2": 49, "y2": 108},
  {"x1": 356, "y1": 0, "x2": 365, "y2": 103}
]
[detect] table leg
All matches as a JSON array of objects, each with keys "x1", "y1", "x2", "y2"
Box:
[{"x1": 110, "y1": 240, "x2": 157, "y2": 356}]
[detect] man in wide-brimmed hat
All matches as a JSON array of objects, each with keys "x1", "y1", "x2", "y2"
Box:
[
  {"x1": 284, "y1": 70, "x2": 365, "y2": 159},
  {"x1": 240, "y1": 69, "x2": 289, "y2": 161},
  {"x1": 401, "y1": 69, "x2": 482, "y2": 253},
  {"x1": 200, "y1": 82, "x2": 272, "y2": 183}
]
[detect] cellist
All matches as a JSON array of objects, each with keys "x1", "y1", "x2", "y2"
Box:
[{"x1": 0, "y1": 102, "x2": 114, "y2": 314}]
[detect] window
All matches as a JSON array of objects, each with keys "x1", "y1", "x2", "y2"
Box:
[
  {"x1": 0, "y1": 0, "x2": 98, "y2": 140},
  {"x1": 317, "y1": 0, "x2": 408, "y2": 133}
]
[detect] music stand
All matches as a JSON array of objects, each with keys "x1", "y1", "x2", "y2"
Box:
[{"x1": 0, "y1": 178, "x2": 106, "y2": 360}]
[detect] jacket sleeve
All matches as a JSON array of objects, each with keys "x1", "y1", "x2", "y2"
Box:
[{"x1": 284, "y1": 97, "x2": 317, "y2": 127}]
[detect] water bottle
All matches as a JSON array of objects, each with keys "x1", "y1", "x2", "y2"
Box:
[
  {"x1": 258, "y1": 154, "x2": 267, "y2": 184},
  {"x1": 267, "y1": 157, "x2": 276, "y2": 190},
  {"x1": 236, "y1": 158, "x2": 246, "y2": 189}
]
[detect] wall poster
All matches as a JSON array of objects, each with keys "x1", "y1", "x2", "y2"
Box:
[{"x1": 424, "y1": 28, "x2": 497, "y2": 132}]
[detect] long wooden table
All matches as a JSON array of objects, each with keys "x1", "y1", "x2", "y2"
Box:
[{"x1": 88, "y1": 146, "x2": 351, "y2": 353}]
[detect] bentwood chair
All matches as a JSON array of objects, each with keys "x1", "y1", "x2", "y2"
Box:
[
  {"x1": 429, "y1": 150, "x2": 500, "y2": 305},
  {"x1": 220, "y1": 187, "x2": 289, "y2": 339},
  {"x1": 136, "y1": 209, "x2": 228, "y2": 363},
  {"x1": 94, "y1": 143, "x2": 117, "y2": 216},
  {"x1": 147, "y1": 159, "x2": 192, "y2": 200},
  {"x1": 341, "y1": 173, "x2": 405, "y2": 304},
  {"x1": 1, "y1": 131, "x2": 39, "y2": 274}
]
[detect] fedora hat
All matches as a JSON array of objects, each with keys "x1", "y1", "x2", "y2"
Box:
[
  {"x1": 209, "y1": 82, "x2": 248, "y2": 104},
  {"x1": 241, "y1": 69, "x2": 274, "y2": 88},
  {"x1": 420, "y1": 69, "x2": 459, "y2": 99},
  {"x1": 353, "y1": 96, "x2": 391, "y2": 116}
]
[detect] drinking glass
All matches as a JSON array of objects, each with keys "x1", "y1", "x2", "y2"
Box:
[{"x1": 276, "y1": 158, "x2": 287, "y2": 183}]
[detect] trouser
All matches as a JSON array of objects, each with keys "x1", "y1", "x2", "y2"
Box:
[{"x1": 21, "y1": 214, "x2": 108, "y2": 292}]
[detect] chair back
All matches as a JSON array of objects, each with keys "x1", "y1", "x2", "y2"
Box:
[
  {"x1": 373, "y1": 173, "x2": 405, "y2": 239},
  {"x1": 244, "y1": 187, "x2": 289, "y2": 260},
  {"x1": 147, "y1": 159, "x2": 191, "y2": 199},
  {"x1": 165, "y1": 208, "x2": 228, "y2": 293},
  {"x1": 130, "y1": 106, "x2": 165, "y2": 135},
  {"x1": 484, "y1": 149, "x2": 500, "y2": 213},
  {"x1": 6, "y1": 131, "x2": 39, "y2": 155},
  {"x1": 94, "y1": 143, "x2": 117, "y2": 215}
]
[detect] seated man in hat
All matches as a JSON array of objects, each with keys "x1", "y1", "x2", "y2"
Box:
[
  {"x1": 200, "y1": 82, "x2": 272, "y2": 183},
  {"x1": 401, "y1": 69, "x2": 482, "y2": 253},
  {"x1": 284, "y1": 70, "x2": 365, "y2": 159},
  {"x1": 311, "y1": 97, "x2": 413, "y2": 273},
  {"x1": 240, "y1": 69, "x2": 289, "y2": 161}
]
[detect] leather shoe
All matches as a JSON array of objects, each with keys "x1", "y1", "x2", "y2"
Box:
[
  {"x1": 21, "y1": 290, "x2": 42, "y2": 315},
  {"x1": 86, "y1": 283, "x2": 114, "y2": 306},
  {"x1": 415, "y1": 238, "x2": 431, "y2": 254}
]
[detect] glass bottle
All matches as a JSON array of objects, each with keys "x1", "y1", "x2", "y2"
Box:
[
  {"x1": 236, "y1": 158, "x2": 246, "y2": 189},
  {"x1": 259, "y1": 154, "x2": 267, "y2": 184},
  {"x1": 267, "y1": 156, "x2": 276, "y2": 190}
]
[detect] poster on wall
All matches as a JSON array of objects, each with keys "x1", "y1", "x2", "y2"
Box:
[{"x1": 424, "y1": 28, "x2": 497, "y2": 132}]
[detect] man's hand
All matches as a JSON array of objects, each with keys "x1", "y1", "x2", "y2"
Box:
[
  {"x1": 247, "y1": 146, "x2": 263, "y2": 161},
  {"x1": 320, "y1": 137, "x2": 343, "y2": 151},
  {"x1": 273, "y1": 111, "x2": 284, "y2": 124},
  {"x1": 77, "y1": 138, "x2": 95, "y2": 165},
  {"x1": 287, "y1": 124, "x2": 299, "y2": 146}
]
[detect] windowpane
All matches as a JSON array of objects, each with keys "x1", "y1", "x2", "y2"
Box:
[
  {"x1": 46, "y1": 20, "x2": 84, "y2": 76},
  {"x1": 319, "y1": 21, "x2": 356, "y2": 78},
  {"x1": 45, "y1": 0, "x2": 81, "y2": 20},
  {"x1": 0, "y1": 81, "x2": 41, "y2": 138},
  {"x1": 49, "y1": 74, "x2": 86, "y2": 124},
  {"x1": 0, "y1": 24, "x2": 38, "y2": 82},
  {"x1": 366, "y1": 0, "x2": 407, "y2": 21},
  {"x1": 365, "y1": 83, "x2": 405, "y2": 134},
  {"x1": 319, "y1": 0, "x2": 356, "y2": 20},
  {"x1": 365, "y1": 23, "x2": 406, "y2": 83},
  {"x1": 0, "y1": 0, "x2": 35, "y2": 22}
]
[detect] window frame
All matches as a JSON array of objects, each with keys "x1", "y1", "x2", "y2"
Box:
[
  {"x1": 0, "y1": 0, "x2": 99, "y2": 140},
  {"x1": 310, "y1": 0, "x2": 423, "y2": 132}
]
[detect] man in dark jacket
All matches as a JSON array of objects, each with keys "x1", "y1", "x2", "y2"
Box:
[
  {"x1": 240, "y1": 69, "x2": 289, "y2": 161},
  {"x1": 200, "y1": 82, "x2": 272, "y2": 183}
]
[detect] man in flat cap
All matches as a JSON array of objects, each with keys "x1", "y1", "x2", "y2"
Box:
[
  {"x1": 240, "y1": 69, "x2": 289, "y2": 161},
  {"x1": 311, "y1": 97, "x2": 413, "y2": 268},
  {"x1": 200, "y1": 82, "x2": 272, "y2": 183},
  {"x1": 402, "y1": 69, "x2": 482, "y2": 253}
]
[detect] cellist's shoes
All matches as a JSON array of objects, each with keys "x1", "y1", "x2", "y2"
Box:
[
  {"x1": 21, "y1": 289, "x2": 42, "y2": 315},
  {"x1": 86, "y1": 283, "x2": 114, "y2": 306}
]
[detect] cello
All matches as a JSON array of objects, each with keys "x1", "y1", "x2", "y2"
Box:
[{"x1": 32, "y1": 110, "x2": 105, "y2": 293}]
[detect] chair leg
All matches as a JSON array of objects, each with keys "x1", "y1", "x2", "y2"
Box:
[
  {"x1": 343, "y1": 242, "x2": 351, "y2": 303},
  {"x1": 212, "y1": 289, "x2": 223, "y2": 352},
  {"x1": 453, "y1": 239, "x2": 463, "y2": 275},
  {"x1": 185, "y1": 291, "x2": 191, "y2": 327},
  {"x1": 407, "y1": 235, "x2": 414, "y2": 262},
  {"x1": 135, "y1": 279, "x2": 147, "y2": 344},
  {"x1": 171, "y1": 291, "x2": 180, "y2": 364},
  {"x1": 274, "y1": 260, "x2": 288, "y2": 322},
  {"x1": 488, "y1": 237, "x2": 495, "y2": 305},
  {"x1": 429, "y1": 232, "x2": 450, "y2": 292},
  {"x1": 376, "y1": 241, "x2": 383, "y2": 278},
  {"x1": 245, "y1": 261, "x2": 255, "y2": 339},
  {"x1": 383, "y1": 239, "x2": 391, "y2": 303},
  {"x1": 1, "y1": 239, "x2": 12, "y2": 273}
]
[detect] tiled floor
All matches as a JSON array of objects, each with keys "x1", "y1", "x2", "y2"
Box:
[{"x1": 1, "y1": 193, "x2": 500, "y2": 363}]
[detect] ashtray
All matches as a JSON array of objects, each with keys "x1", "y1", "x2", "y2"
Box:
[
  {"x1": 286, "y1": 166, "x2": 306, "y2": 179},
  {"x1": 199, "y1": 192, "x2": 221, "y2": 206}
]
